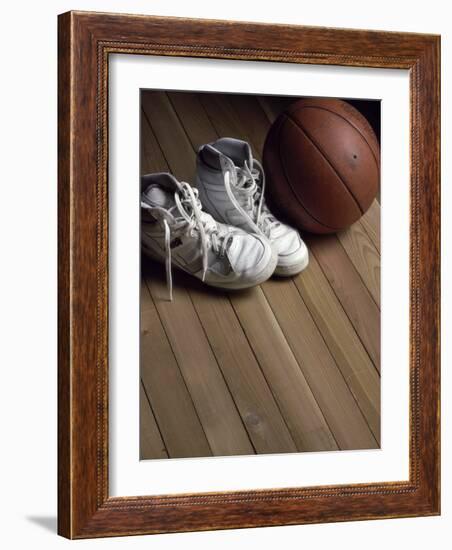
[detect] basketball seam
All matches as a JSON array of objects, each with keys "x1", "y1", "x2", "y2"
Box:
[
  {"x1": 288, "y1": 104, "x2": 380, "y2": 172},
  {"x1": 275, "y1": 125, "x2": 344, "y2": 231},
  {"x1": 285, "y1": 114, "x2": 365, "y2": 216}
]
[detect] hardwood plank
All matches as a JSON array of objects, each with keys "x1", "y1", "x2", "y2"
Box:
[
  {"x1": 262, "y1": 278, "x2": 378, "y2": 449},
  {"x1": 146, "y1": 272, "x2": 255, "y2": 456},
  {"x1": 141, "y1": 91, "x2": 195, "y2": 182},
  {"x1": 199, "y1": 93, "x2": 261, "y2": 158},
  {"x1": 140, "y1": 276, "x2": 212, "y2": 458},
  {"x1": 337, "y1": 222, "x2": 380, "y2": 307},
  {"x1": 230, "y1": 288, "x2": 338, "y2": 451},
  {"x1": 140, "y1": 382, "x2": 168, "y2": 460},
  {"x1": 167, "y1": 92, "x2": 218, "y2": 150},
  {"x1": 306, "y1": 233, "x2": 381, "y2": 369},
  {"x1": 293, "y1": 255, "x2": 380, "y2": 439},
  {"x1": 224, "y1": 94, "x2": 271, "y2": 158},
  {"x1": 189, "y1": 283, "x2": 298, "y2": 454},
  {"x1": 360, "y1": 200, "x2": 381, "y2": 252},
  {"x1": 140, "y1": 108, "x2": 167, "y2": 175}
]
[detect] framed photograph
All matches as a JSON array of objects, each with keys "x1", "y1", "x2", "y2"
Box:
[{"x1": 58, "y1": 11, "x2": 440, "y2": 538}]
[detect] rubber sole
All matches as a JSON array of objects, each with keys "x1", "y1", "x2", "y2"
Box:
[
  {"x1": 273, "y1": 253, "x2": 309, "y2": 277},
  {"x1": 205, "y1": 249, "x2": 278, "y2": 290},
  {"x1": 141, "y1": 242, "x2": 278, "y2": 290}
]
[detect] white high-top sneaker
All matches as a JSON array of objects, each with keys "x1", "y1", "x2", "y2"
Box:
[
  {"x1": 196, "y1": 138, "x2": 309, "y2": 276},
  {"x1": 141, "y1": 173, "x2": 277, "y2": 300}
]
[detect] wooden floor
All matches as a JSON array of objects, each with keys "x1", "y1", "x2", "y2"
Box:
[{"x1": 139, "y1": 90, "x2": 381, "y2": 460}]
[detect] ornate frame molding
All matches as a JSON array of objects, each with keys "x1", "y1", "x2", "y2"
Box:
[{"x1": 58, "y1": 11, "x2": 440, "y2": 538}]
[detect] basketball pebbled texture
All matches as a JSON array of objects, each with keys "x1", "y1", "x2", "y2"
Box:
[{"x1": 263, "y1": 98, "x2": 380, "y2": 234}]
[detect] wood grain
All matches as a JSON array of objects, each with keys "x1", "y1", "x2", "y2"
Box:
[
  {"x1": 230, "y1": 287, "x2": 338, "y2": 451},
  {"x1": 226, "y1": 94, "x2": 270, "y2": 155},
  {"x1": 167, "y1": 92, "x2": 218, "y2": 149},
  {"x1": 338, "y1": 222, "x2": 380, "y2": 307},
  {"x1": 293, "y1": 253, "x2": 380, "y2": 437},
  {"x1": 141, "y1": 92, "x2": 195, "y2": 182},
  {"x1": 261, "y1": 278, "x2": 378, "y2": 449},
  {"x1": 57, "y1": 11, "x2": 72, "y2": 538},
  {"x1": 146, "y1": 274, "x2": 255, "y2": 456},
  {"x1": 140, "y1": 112, "x2": 167, "y2": 175},
  {"x1": 140, "y1": 277, "x2": 212, "y2": 457},
  {"x1": 361, "y1": 200, "x2": 381, "y2": 252},
  {"x1": 58, "y1": 11, "x2": 440, "y2": 538},
  {"x1": 306, "y1": 233, "x2": 381, "y2": 368},
  {"x1": 200, "y1": 93, "x2": 263, "y2": 159},
  {"x1": 140, "y1": 383, "x2": 168, "y2": 460},
  {"x1": 189, "y1": 282, "x2": 298, "y2": 454}
]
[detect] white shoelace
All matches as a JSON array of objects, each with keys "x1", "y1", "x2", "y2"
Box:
[
  {"x1": 163, "y1": 182, "x2": 234, "y2": 301},
  {"x1": 224, "y1": 158, "x2": 280, "y2": 237}
]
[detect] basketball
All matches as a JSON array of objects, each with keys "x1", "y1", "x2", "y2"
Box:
[{"x1": 263, "y1": 98, "x2": 380, "y2": 234}]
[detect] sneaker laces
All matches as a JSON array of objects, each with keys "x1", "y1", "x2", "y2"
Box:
[
  {"x1": 224, "y1": 158, "x2": 280, "y2": 237},
  {"x1": 163, "y1": 181, "x2": 234, "y2": 301}
]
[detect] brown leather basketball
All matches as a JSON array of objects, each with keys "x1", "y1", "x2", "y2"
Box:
[{"x1": 263, "y1": 98, "x2": 380, "y2": 234}]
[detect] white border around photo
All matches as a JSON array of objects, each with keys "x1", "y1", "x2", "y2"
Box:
[{"x1": 108, "y1": 54, "x2": 410, "y2": 497}]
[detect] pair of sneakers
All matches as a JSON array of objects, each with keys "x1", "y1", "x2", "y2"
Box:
[{"x1": 141, "y1": 138, "x2": 309, "y2": 300}]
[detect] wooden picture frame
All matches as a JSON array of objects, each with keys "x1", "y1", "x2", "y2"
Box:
[{"x1": 58, "y1": 11, "x2": 440, "y2": 538}]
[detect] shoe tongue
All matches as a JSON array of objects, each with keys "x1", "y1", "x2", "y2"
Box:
[
  {"x1": 213, "y1": 138, "x2": 253, "y2": 168},
  {"x1": 143, "y1": 185, "x2": 176, "y2": 210},
  {"x1": 239, "y1": 143, "x2": 253, "y2": 170}
]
